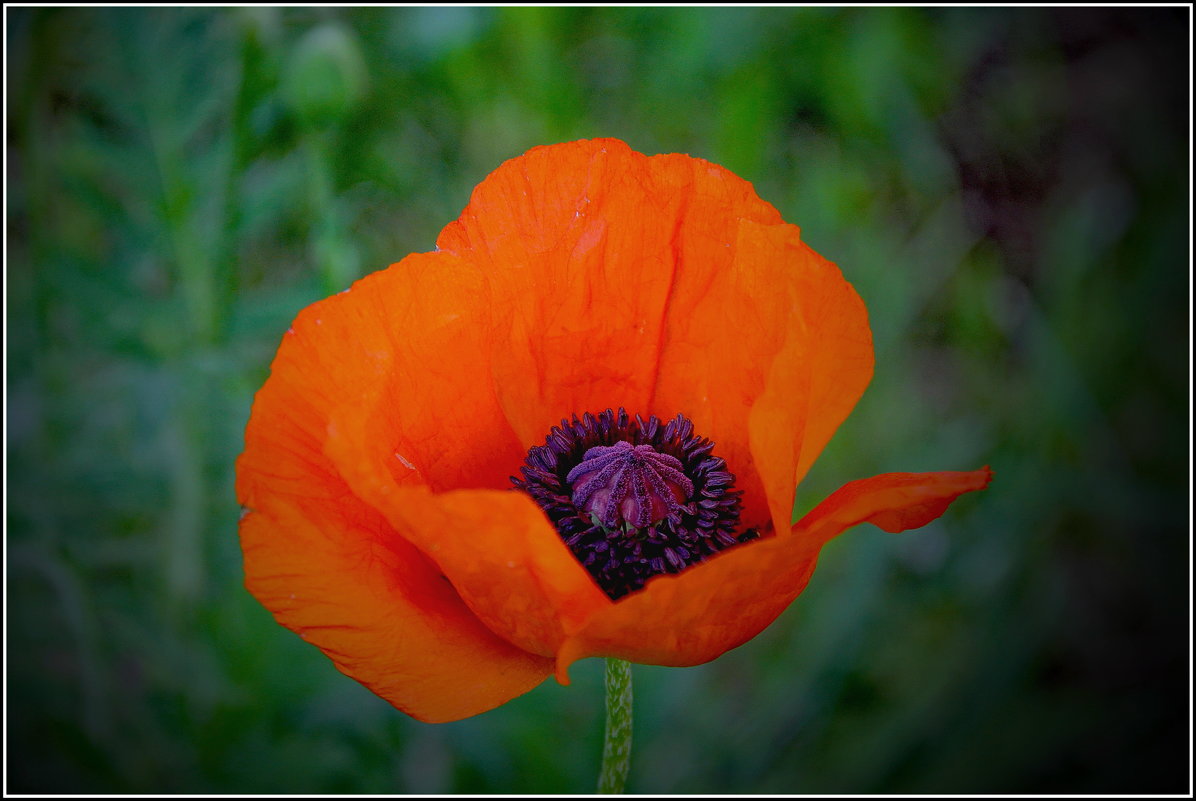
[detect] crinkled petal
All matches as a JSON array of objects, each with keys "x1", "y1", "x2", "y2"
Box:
[
  {"x1": 746, "y1": 235, "x2": 875, "y2": 534},
  {"x1": 438, "y1": 139, "x2": 873, "y2": 534},
  {"x1": 653, "y1": 214, "x2": 875, "y2": 533},
  {"x1": 436, "y1": 139, "x2": 785, "y2": 528},
  {"x1": 237, "y1": 251, "x2": 552, "y2": 722},
  {"x1": 298, "y1": 251, "x2": 613, "y2": 660},
  {"x1": 437, "y1": 139, "x2": 678, "y2": 447},
  {"x1": 321, "y1": 252, "x2": 529, "y2": 496},
  {"x1": 552, "y1": 467, "x2": 991, "y2": 681}
]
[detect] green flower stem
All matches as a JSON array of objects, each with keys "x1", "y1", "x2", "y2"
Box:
[{"x1": 598, "y1": 658, "x2": 633, "y2": 794}]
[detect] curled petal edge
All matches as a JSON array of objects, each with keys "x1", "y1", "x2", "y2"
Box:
[
  {"x1": 794, "y1": 467, "x2": 995, "y2": 543},
  {"x1": 551, "y1": 466, "x2": 992, "y2": 683}
]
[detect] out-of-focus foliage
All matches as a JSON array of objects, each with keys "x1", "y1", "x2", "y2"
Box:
[{"x1": 6, "y1": 7, "x2": 1188, "y2": 794}]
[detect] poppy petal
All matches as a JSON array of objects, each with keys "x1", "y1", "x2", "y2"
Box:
[
  {"x1": 294, "y1": 250, "x2": 611, "y2": 659},
  {"x1": 436, "y1": 139, "x2": 784, "y2": 472},
  {"x1": 553, "y1": 524, "x2": 822, "y2": 683},
  {"x1": 237, "y1": 252, "x2": 554, "y2": 722},
  {"x1": 326, "y1": 252, "x2": 529, "y2": 496},
  {"x1": 380, "y1": 486, "x2": 612, "y2": 658},
  {"x1": 793, "y1": 467, "x2": 995, "y2": 544},
  {"x1": 552, "y1": 467, "x2": 991, "y2": 681},
  {"x1": 747, "y1": 236, "x2": 875, "y2": 536},
  {"x1": 653, "y1": 216, "x2": 874, "y2": 533},
  {"x1": 239, "y1": 499, "x2": 551, "y2": 723}
]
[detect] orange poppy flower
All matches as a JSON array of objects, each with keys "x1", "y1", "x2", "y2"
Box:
[{"x1": 236, "y1": 138, "x2": 991, "y2": 724}]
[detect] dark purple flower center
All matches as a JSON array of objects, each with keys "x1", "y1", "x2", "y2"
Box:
[{"x1": 512, "y1": 408, "x2": 758, "y2": 600}]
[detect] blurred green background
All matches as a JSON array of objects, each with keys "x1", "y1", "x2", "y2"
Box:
[{"x1": 6, "y1": 6, "x2": 1189, "y2": 794}]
